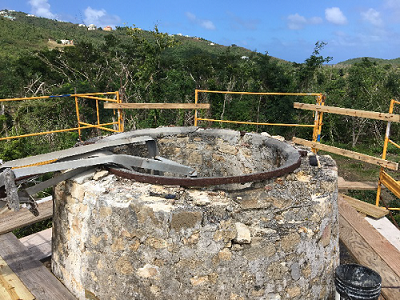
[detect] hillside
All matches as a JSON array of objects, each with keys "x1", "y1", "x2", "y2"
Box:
[
  {"x1": 0, "y1": 10, "x2": 255, "y2": 61},
  {"x1": 338, "y1": 57, "x2": 400, "y2": 66},
  {"x1": 4, "y1": 10, "x2": 398, "y2": 66}
]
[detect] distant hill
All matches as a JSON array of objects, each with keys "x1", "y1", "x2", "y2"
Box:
[
  {"x1": 4, "y1": 10, "x2": 398, "y2": 68},
  {"x1": 337, "y1": 57, "x2": 400, "y2": 66},
  {"x1": 0, "y1": 10, "x2": 256, "y2": 61}
]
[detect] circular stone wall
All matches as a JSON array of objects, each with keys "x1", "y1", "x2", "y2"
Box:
[{"x1": 52, "y1": 127, "x2": 339, "y2": 300}]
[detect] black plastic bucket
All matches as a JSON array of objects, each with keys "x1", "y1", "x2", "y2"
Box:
[{"x1": 335, "y1": 264, "x2": 382, "y2": 300}]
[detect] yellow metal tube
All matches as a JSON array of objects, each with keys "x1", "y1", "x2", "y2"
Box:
[
  {"x1": 0, "y1": 125, "x2": 96, "y2": 141},
  {"x1": 117, "y1": 91, "x2": 124, "y2": 132},
  {"x1": 196, "y1": 90, "x2": 322, "y2": 96},
  {"x1": 96, "y1": 99, "x2": 100, "y2": 125},
  {"x1": 0, "y1": 92, "x2": 118, "y2": 102},
  {"x1": 75, "y1": 96, "x2": 82, "y2": 139},
  {"x1": 196, "y1": 118, "x2": 314, "y2": 127},
  {"x1": 80, "y1": 95, "x2": 119, "y2": 102},
  {"x1": 376, "y1": 99, "x2": 397, "y2": 206},
  {"x1": 96, "y1": 126, "x2": 120, "y2": 133},
  {"x1": 0, "y1": 91, "x2": 123, "y2": 142},
  {"x1": 375, "y1": 176, "x2": 383, "y2": 206},
  {"x1": 194, "y1": 89, "x2": 199, "y2": 126},
  {"x1": 78, "y1": 121, "x2": 117, "y2": 127},
  {"x1": 389, "y1": 139, "x2": 400, "y2": 149},
  {"x1": 12, "y1": 158, "x2": 58, "y2": 169},
  {"x1": 381, "y1": 99, "x2": 394, "y2": 160}
]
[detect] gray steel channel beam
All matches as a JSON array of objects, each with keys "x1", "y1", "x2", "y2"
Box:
[
  {"x1": 24, "y1": 167, "x2": 92, "y2": 196},
  {"x1": 1, "y1": 135, "x2": 155, "y2": 169},
  {"x1": 12, "y1": 153, "x2": 196, "y2": 179}
]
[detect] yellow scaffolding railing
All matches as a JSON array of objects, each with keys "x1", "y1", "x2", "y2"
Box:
[
  {"x1": 293, "y1": 98, "x2": 399, "y2": 212},
  {"x1": 376, "y1": 99, "x2": 400, "y2": 211},
  {"x1": 193, "y1": 89, "x2": 325, "y2": 145},
  {"x1": 0, "y1": 91, "x2": 123, "y2": 141}
]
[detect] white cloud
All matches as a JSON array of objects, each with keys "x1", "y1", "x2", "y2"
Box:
[
  {"x1": 325, "y1": 7, "x2": 347, "y2": 25},
  {"x1": 287, "y1": 13, "x2": 322, "y2": 30},
  {"x1": 84, "y1": 7, "x2": 120, "y2": 28},
  {"x1": 185, "y1": 12, "x2": 216, "y2": 30},
  {"x1": 361, "y1": 8, "x2": 383, "y2": 27},
  {"x1": 28, "y1": 0, "x2": 55, "y2": 19},
  {"x1": 200, "y1": 20, "x2": 216, "y2": 30},
  {"x1": 84, "y1": 7, "x2": 106, "y2": 23},
  {"x1": 287, "y1": 13, "x2": 307, "y2": 30}
]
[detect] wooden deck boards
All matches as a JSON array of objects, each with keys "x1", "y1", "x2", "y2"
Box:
[
  {"x1": 339, "y1": 196, "x2": 400, "y2": 299},
  {"x1": 340, "y1": 193, "x2": 389, "y2": 219},
  {"x1": 338, "y1": 176, "x2": 379, "y2": 190},
  {"x1": 0, "y1": 255, "x2": 35, "y2": 300},
  {"x1": 20, "y1": 227, "x2": 52, "y2": 261},
  {"x1": 0, "y1": 233, "x2": 76, "y2": 300},
  {"x1": 0, "y1": 199, "x2": 53, "y2": 235}
]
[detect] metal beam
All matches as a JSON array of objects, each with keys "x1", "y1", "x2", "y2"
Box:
[
  {"x1": 1, "y1": 135, "x2": 154, "y2": 169},
  {"x1": 12, "y1": 153, "x2": 197, "y2": 178}
]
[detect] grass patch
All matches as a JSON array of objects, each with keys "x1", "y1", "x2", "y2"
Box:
[{"x1": 13, "y1": 218, "x2": 52, "y2": 238}]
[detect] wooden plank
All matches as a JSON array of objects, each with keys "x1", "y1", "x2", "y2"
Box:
[
  {"x1": 0, "y1": 233, "x2": 76, "y2": 300},
  {"x1": 20, "y1": 228, "x2": 52, "y2": 261},
  {"x1": 294, "y1": 102, "x2": 400, "y2": 123},
  {"x1": 0, "y1": 255, "x2": 35, "y2": 300},
  {"x1": 340, "y1": 193, "x2": 389, "y2": 219},
  {"x1": 0, "y1": 199, "x2": 53, "y2": 235},
  {"x1": 104, "y1": 102, "x2": 211, "y2": 109},
  {"x1": 339, "y1": 216, "x2": 400, "y2": 300},
  {"x1": 338, "y1": 177, "x2": 379, "y2": 190},
  {"x1": 292, "y1": 137, "x2": 398, "y2": 171},
  {"x1": 339, "y1": 196, "x2": 400, "y2": 278},
  {"x1": 366, "y1": 216, "x2": 400, "y2": 251}
]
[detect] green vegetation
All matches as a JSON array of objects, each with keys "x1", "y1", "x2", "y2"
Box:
[
  {"x1": 0, "y1": 10, "x2": 399, "y2": 225},
  {"x1": 1, "y1": 11, "x2": 399, "y2": 157},
  {"x1": 338, "y1": 57, "x2": 400, "y2": 66}
]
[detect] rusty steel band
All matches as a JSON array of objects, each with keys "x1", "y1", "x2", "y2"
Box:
[{"x1": 109, "y1": 152, "x2": 303, "y2": 187}]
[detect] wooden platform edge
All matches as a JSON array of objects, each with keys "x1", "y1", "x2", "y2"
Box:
[
  {"x1": 339, "y1": 196, "x2": 400, "y2": 278},
  {"x1": 340, "y1": 193, "x2": 389, "y2": 219},
  {"x1": 338, "y1": 176, "x2": 378, "y2": 191},
  {"x1": 292, "y1": 137, "x2": 398, "y2": 171},
  {"x1": 0, "y1": 199, "x2": 53, "y2": 235},
  {"x1": 0, "y1": 232, "x2": 76, "y2": 300}
]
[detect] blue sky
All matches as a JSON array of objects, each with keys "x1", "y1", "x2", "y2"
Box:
[{"x1": 2, "y1": 0, "x2": 400, "y2": 63}]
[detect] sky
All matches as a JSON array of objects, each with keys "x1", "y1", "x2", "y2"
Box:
[{"x1": 2, "y1": 0, "x2": 400, "y2": 64}]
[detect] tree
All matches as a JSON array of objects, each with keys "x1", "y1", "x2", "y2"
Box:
[{"x1": 294, "y1": 41, "x2": 332, "y2": 91}]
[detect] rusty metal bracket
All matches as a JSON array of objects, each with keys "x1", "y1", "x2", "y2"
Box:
[{"x1": 109, "y1": 150, "x2": 302, "y2": 187}]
